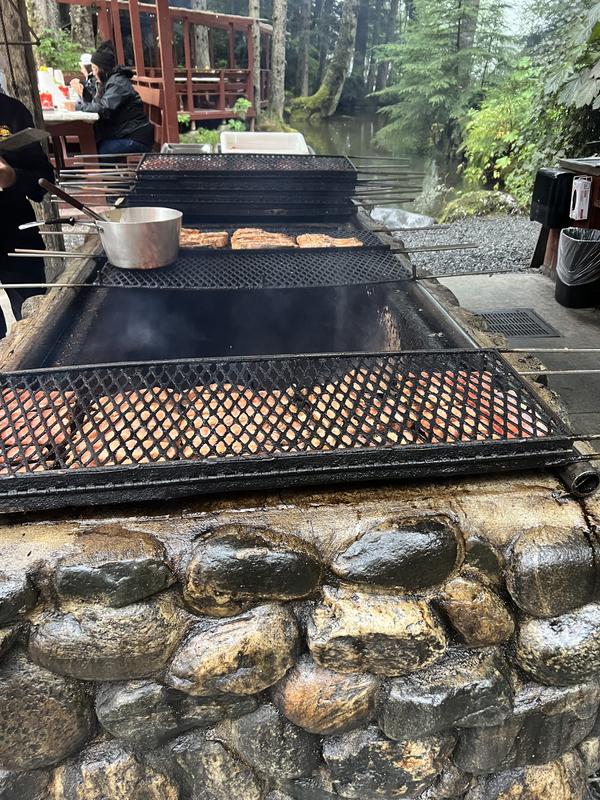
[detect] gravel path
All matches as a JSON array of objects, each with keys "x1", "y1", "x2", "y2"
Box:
[{"x1": 389, "y1": 215, "x2": 542, "y2": 277}]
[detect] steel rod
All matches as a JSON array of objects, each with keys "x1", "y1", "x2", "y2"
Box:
[
  {"x1": 519, "y1": 369, "x2": 600, "y2": 376},
  {"x1": 500, "y1": 347, "x2": 600, "y2": 354},
  {"x1": 368, "y1": 225, "x2": 451, "y2": 233}
]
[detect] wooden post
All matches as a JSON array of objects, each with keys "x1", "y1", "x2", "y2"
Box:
[
  {"x1": 109, "y1": 0, "x2": 125, "y2": 64},
  {"x1": 183, "y1": 18, "x2": 193, "y2": 116},
  {"x1": 129, "y1": 0, "x2": 146, "y2": 76},
  {"x1": 219, "y1": 69, "x2": 225, "y2": 111},
  {"x1": 97, "y1": 1, "x2": 113, "y2": 42},
  {"x1": 246, "y1": 24, "x2": 255, "y2": 109},
  {"x1": 228, "y1": 23, "x2": 236, "y2": 69},
  {"x1": 156, "y1": 0, "x2": 180, "y2": 143}
]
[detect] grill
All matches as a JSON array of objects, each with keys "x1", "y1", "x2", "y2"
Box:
[
  {"x1": 94, "y1": 248, "x2": 412, "y2": 292},
  {"x1": 0, "y1": 350, "x2": 573, "y2": 512},
  {"x1": 137, "y1": 153, "x2": 356, "y2": 176},
  {"x1": 181, "y1": 222, "x2": 384, "y2": 247}
]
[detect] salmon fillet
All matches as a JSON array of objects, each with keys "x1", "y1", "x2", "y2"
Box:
[
  {"x1": 296, "y1": 234, "x2": 363, "y2": 248},
  {"x1": 231, "y1": 228, "x2": 297, "y2": 250},
  {"x1": 180, "y1": 229, "x2": 229, "y2": 248},
  {"x1": 0, "y1": 388, "x2": 75, "y2": 474}
]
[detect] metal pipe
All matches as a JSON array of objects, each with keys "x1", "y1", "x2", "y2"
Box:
[
  {"x1": 557, "y1": 457, "x2": 600, "y2": 498},
  {"x1": 518, "y1": 369, "x2": 600, "y2": 376},
  {"x1": 501, "y1": 347, "x2": 600, "y2": 354}
]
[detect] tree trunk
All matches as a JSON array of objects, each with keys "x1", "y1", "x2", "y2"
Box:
[
  {"x1": 316, "y1": 0, "x2": 333, "y2": 86},
  {"x1": 268, "y1": 0, "x2": 288, "y2": 118},
  {"x1": 352, "y1": 0, "x2": 369, "y2": 82},
  {"x1": 190, "y1": 0, "x2": 211, "y2": 68},
  {"x1": 365, "y1": 0, "x2": 383, "y2": 93},
  {"x1": 249, "y1": 0, "x2": 261, "y2": 107},
  {"x1": 296, "y1": 0, "x2": 311, "y2": 96},
  {"x1": 375, "y1": 0, "x2": 400, "y2": 90},
  {"x1": 69, "y1": 5, "x2": 95, "y2": 52},
  {"x1": 457, "y1": 0, "x2": 481, "y2": 89},
  {"x1": 293, "y1": 0, "x2": 359, "y2": 118},
  {"x1": 26, "y1": 0, "x2": 60, "y2": 34}
]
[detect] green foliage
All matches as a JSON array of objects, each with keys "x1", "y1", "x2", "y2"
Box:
[
  {"x1": 439, "y1": 189, "x2": 519, "y2": 223},
  {"x1": 37, "y1": 29, "x2": 84, "y2": 72},
  {"x1": 177, "y1": 112, "x2": 191, "y2": 125},
  {"x1": 371, "y1": 0, "x2": 511, "y2": 158},
  {"x1": 233, "y1": 97, "x2": 252, "y2": 120},
  {"x1": 180, "y1": 128, "x2": 221, "y2": 148}
]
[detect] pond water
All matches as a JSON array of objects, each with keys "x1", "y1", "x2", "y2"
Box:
[{"x1": 291, "y1": 113, "x2": 457, "y2": 228}]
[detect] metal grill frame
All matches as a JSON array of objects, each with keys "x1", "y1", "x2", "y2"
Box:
[
  {"x1": 0, "y1": 349, "x2": 574, "y2": 513},
  {"x1": 94, "y1": 247, "x2": 412, "y2": 291},
  {"x1": 475, "y1": 309, "x2": 561, "y2": 338},
  {"x1": 137, "y1": 153, "x2": 357, "y2": 178}
]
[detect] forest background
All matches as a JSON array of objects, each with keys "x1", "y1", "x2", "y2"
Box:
[{"x1": 25, "y1": 0, "x2": 600, "y2": 216}]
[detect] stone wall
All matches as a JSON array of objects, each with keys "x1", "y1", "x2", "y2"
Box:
[{"x1": 1, "y1": 474, "x2": 600, "y2": 800}]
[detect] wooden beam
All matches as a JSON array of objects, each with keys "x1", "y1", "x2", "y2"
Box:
[
  {"x1": 228, "y1": 22, "x2": 236, "y2": 68},
  {"x1": 109, "y1": 0, "x2": 126, "y2": 63},
  {"x1": 246, "y1": 23, "x2": 255, "y2": 107},
  {"x1": 183, "y1": 19, "x2": 193, "y2": 115},
  {"x1": 97, "y1": 0, "x2": 113, "y2": 41},
  {"x1": 155, "y1": 0, "x2": 179, "y2": 142},
  {"x1": 129, "y1": 0, "x2": 146, "y2": 75}
]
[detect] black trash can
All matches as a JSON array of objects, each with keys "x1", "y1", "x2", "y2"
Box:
[{"x1": 555, "y1": 227, "x2": 600, "y2": 308}]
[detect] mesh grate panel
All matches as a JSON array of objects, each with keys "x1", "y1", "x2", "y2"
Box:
[
  {"x1": 94, "y1": 248, "x2": 411, "y2": 291},
  {"x1": 476, "y1": 309, "x2": 561, "y2": 338},
  {"x1": 0, "y1": 351, "x2": 571, "y2": 487},
  {"x1": 138, "y1": 153, "x2": 355, "y2": 175}
]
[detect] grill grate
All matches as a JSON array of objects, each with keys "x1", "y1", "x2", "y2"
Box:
[
  {"x1": 94, "y1": 248, "x2": 411, "y2": 291},
  {"x1": 476, "y1": 309, "x2": 561, "y2": 338},
  {"x1": 138, "y1": 153, "x2": 355, "y2": 176},
  {"x1": 180, "y1": 223, "x2": 384, "y2": 247},
  {"x1": 0, "y1": 350, "x2": 573, "y2": 511}
]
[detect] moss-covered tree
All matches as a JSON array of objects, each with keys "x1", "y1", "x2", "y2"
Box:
[{"x1": 292, "y1": 0, "x2": 359, "y2": 117}]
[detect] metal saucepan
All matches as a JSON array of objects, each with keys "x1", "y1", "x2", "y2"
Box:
[{"x1": 93, "y1": 206, "x2": 183, "y2": 269}]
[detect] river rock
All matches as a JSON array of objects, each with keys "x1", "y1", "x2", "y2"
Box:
[
  {"x1": 415, "y1": 764, "x2": 472, "y2": 799},
  {"x1": 307, "y1": 586, "x2": 447, "y2": 676},
  {"x1": 378, "y1": 647, "x2": 513, "y2": 740},
  {"x1": 0, "y1": 626, "x2": 21, "y2": 661},
  {"x1": 166, "y1": 603, "x2": 298, "y2": 695},
  {"x1": 183, "y1": 523, "x2": 323, "y2": 617},
  {"x1": 221, "y1": 702, "x2": 321, "y2": 779},
  {"x1": 578, "y1": 736, "x2": 600, "y2": 775},
  {"x1": 516, "y1": 602, "x2": 600, "y2": 685},
  {"x1": 0, "y1": 648, "x2": 94, "y2": 771},
  {"x1": 273, "y1": 655, "x2": 378, "y2": 734},
  {"x1": 463, "y1": 753, "x2": 585, "y2": 800},
  {"x1": 96, "y1": 679, "x2": 257, "y2": 747},
  {"x1": 453, "y1": 680, "x2": 600, "y2": 773},
  {"x1": 50, "y1": 741, "x2": 179, "y2": 800},
  {"x1": 463, "y1": 534, "x2": 504, "y2": 585},
  {"x1": 322, "y1": 725, "x2": 453, "y2": 799},
  {"x1": 168, "y1": 729, "x2": 262, "y2": 800},
  {"x1": 329, "y1": 517, "x2": 461, "y2": 590},
  {"x1": 0, "y1": 572, "x2": 37, "y2": 625},
  {"x1": 437, "y1": 575, "x2": 514, "y2": 647},
  {"x1": 506, "y1": 525, "x2": 599, "y2": 618},
  {"x1": 29, "y1": 593, "x2": 187, "y2": 681},
  {"x1": 53, "y1": 525, "x2": 174, "y2": 607},
  {"x1": 0, "y1": 769, "x2": 50, "y2": 800}
]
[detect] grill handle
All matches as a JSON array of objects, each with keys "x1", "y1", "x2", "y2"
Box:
[
  {"x1": 557, "y1": 456, "x2": 600, "y2": 498},
  {"x1": 39, "y1": 179, "x2": 107, "y2": 223}
]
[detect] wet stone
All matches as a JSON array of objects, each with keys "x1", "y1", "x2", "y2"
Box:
[
  {"x1": 322, "y1": 725, "x2": 454, "y2": 799},
  {"x1": 378, "y1": 647, "x2": 513, "y2": 740},
  {"x1": 0, "y1": 626, "x2": 21, "y2": 661},
  {"x1": 578, "y1": 736, "x2": 600, "y2": 775},
  {"x1": 463, "y1": 534, "x2": 504, "y2": 585},
  {"x1": 273, "y1": 654, "x2": 378, "y2": 734},
  {"x1": 463, "y1": 753, "x2": 585, "y2": 800},
  {"x1": 0, "y1": 648, "x2": 95, "y2": 771},
  {"x1": 437, "y1": 574, "x2": 514, "y2": 647},
  {"x1": 166, "y1": 602, "x2": 298, "y2": 695},
  {"x1": 453, "y1": 680, "x2": 600, "y2": 774},
  {"x1": 96, "y1": 679, "x2": 257, "y2": 748},
  {"x1": 329, "y1": 517, "x2": 461, "y2": 590},
  {"x1": 0, "y1": 572, "x2": 37, "y2": 625},
  {"x1": 307, "y1": 586, "x2": 447, "y2": 676},
  {"x1": 54, "y1": 525, "x2": 174, "y2": 607},
  {"x1": 51, "y1": 741, "x2": 179, "y2": 800},
  {"x1": 516, "y1": 602, "x2": 600, "y2": 685},
  {"x1": 168, "y1": 728, "x2": 262, "y2": 800},
  {"x1": 415, "y1": 763, "x2": 472, "y2": 799},
  {"x1": 183, "y1": 523, "x2": 323, "y2": 617},
  {"x1": 0, "y1": 769, "x2": 50, "y2": 800},
  {"x1": 221, "y1": 702, "x2": 321, "y2": 780},
  {"x1": 506, "y1": 525, "x2": 599, "y2": 618},
  {"x1": 29, "y1": 593, "x2": 187, "y2": 681}
]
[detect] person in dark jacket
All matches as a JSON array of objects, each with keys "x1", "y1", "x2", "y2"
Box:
[
  {"x1": 0, "y1": 92, "x2": 54, "y2": 338},
  {"x1": 70, "y1": 41, "x2": 153, "y2": 155}
]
